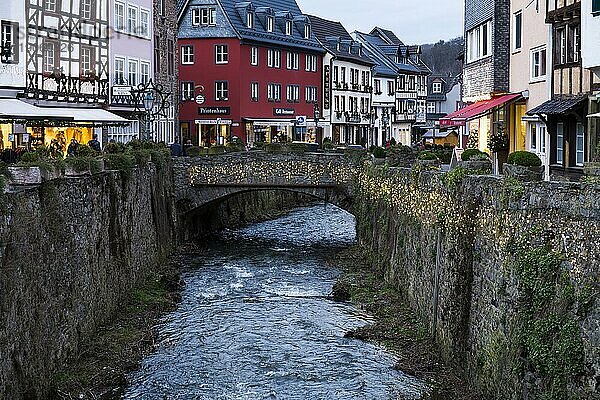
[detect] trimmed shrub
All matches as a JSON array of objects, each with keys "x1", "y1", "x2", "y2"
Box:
[
  {"x1": 76, "y1": 144, "x2": 99, "y2": 157},
  {"x1": 461, "y1": 148, "x2": 488, "y2": 161},
  {"x1": 288, "y1": 143, "x2": 308, "y2": 154},
  {"x1": 208, "y1": 145, "x2": 226, "y2": 155},
  {"x1": 265, "y1": 143, "x2": 285, "y2": 154},
  {"x1": 104, "y1": 142, "x2": 126, "y2": 154},
  {"x1": 507, "y1": 151, "x2": 542, "y2": 167},
  {"x1": 417, "y1": 151, "x2": 438, "y2": 161},
  {"x1": 186, "y1": 146, "x2": 204, "y2": 157},
  {"x1": 104, "y1": 153, "x2": 135, "y2": 172},
  {"x1": 21, "y1": 152, "x2": 40, "y2": 163},
  {"x1": 372, "y1": 146, "x2": 386, "y2": 159},
  {"x1": 65, "y1": 156, "x2": 93, "y2": 172}
]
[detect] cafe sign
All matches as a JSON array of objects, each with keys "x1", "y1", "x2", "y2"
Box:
[{"x1": 273, "y1": 108, "x2": 295, "y2": 116}]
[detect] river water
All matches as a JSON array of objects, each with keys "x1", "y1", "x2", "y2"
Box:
[{"x1": 123, "y1": 204, "x2": 427, "y2": 400}]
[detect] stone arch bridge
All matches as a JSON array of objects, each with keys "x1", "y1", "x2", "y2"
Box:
[{"x1": 173, "y1": 152, "x2": 359, "y2": 221}]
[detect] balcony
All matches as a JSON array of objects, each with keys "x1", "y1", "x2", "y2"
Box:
[{"x1": 24, "y1": 71, "x2": 109, "y2": 103}]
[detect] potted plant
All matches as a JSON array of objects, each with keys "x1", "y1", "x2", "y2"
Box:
[
  {"x1": 459, "y1": 148, "x2": 492, "y2": 173},
  {"x1": 8, "y1": 151, "x2": 63, "y2": 185},
  {"x1": 503, "y1": 151, "x2": 543, "y2": 181}
]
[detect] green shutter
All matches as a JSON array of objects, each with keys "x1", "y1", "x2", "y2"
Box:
[{"x1": 593, "y1": 0, "x2": 600, "y2": 13}]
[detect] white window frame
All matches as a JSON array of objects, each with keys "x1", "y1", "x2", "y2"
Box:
[
  {"x1": 268, "y1": 83, "x2": 281, "y2": 102},
  {"x1": 215, "y1": 44, "x2": 228, "y2": 64},
  {"x1": 251, "y1": 47, "x2": 259, "y2": 66},
  {"x1": 192, "y1": 9, "x2": 200, "y2": 25},
  {"x1": 114, "y1": 56, "x2": 125, "y2": 84},
  {"x1": 530, "y1": 46, "x2": 547, "y2": 82},
  {"x1": 513, "y1": 10, "x2": 522, "y2": 51},
  {"x1": 304, "y1": 24, "x2": 311, "y2": 39},
  {"x1": 427, "y1": 102, "x2": 436, "y2": 114},
  {"x1": 466, "y1": 20, "x2": 492, "y2": 63},
  {"x1": 140, "y1": 8, "x2": 150, "y2": 38},
  {"x1": 127, "y1": 5, "x2": 138, "y2": 35},
  {"x1": 81, "y1": 0, "x2": 93, "y2": 19},
  {"x1": 251, "y1": 82, "x2": 259, "y2": 101},
  {"x1": 266, "y1": 16, "x2": 274, "y2": 32},
  {"x1": 286, "y1": 20, "x2": 293, "y2": 36},
  {"x1": 201, "y1": 8, "x2": 216, "y2": 26},
  {"x1": 128, "y1": 58, "x2": 138, "y2": 86},
  {"x1": 1, "y1": 22, "x2": 18, "y2": 64},
  {"x1": 559, "y1": 28, "x2": 567, "y2": 64},
  {"x1": 305, "y1": 54, "x2": 317, "y2": 72},
  {"x1": 246, "y1": 11, "x2": 254, "y2": 29},
  {"x1": 215, "y1": 81, "x2": 229, "y2": 101},
  {"x1": 556, "y1": 122, "x2": 564, "y2": 164},
  {"x1": 286, "y1": 84, "x2": 299, "y2": 103},
  {"x1": 305, "y1": 86, "x2": 317, "y2": 103},
  {"x1": 181, "y1": 45, "x2": 194, "y2": 65},
  {"x1": 432, "y1": 82, "x2": 442, "y2": 93},
  {"x1": 576, "y1": 122, "x2": 585, "y2": 166},
  {"x1": 80, "y1": 46, "x2": 93, "y2": 75},
  {"x1": 140, "y1": 61, "x2": 150, "y2": 84},
  {"x1": 114, "y1": 1, "x2": 125, "y2": 31},
  {"x1": 181, "y1": 81, "x2": 194, "y2": 100},
  {"x1": 286, "y1": 52, "x2": 298, "y2": 70}
]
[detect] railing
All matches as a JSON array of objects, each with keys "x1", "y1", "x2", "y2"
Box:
[{"x1": 24, "y1": 72, "x2": 109, "y2": 103}]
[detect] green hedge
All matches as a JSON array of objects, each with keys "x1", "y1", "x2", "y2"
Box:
[
  {"x1": 507, "y1": 151, "x2": 542, "y2": 167},
  {"x1": 461, "y1": 149, "x2": 488, "y2": 161},
  {"x1": 417, "y1": 151, "x2": 438, "y2": 161}
]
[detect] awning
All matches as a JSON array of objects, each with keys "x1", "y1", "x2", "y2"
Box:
[
  {"x1": 0, "y1": 98, "x2": 72, "y2": 121},
  {"x1": 588, "y1": 112, "x2": 600, "y2": 118},
  {"x1": 527, "y1": 94, "x2": 588, "y2": 116},
  {"x1": 440, "y1": 93, "x2": 522, "y2": 127},
  {"x1": 35, "y1": 107, "x2": 133, "y2": 125},
  {"x1": 422, "y1": 129, "x2": 457, "y2": 139}
]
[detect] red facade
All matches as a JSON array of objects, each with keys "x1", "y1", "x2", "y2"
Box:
[{"x1": 179, "y1": 38, "x2": 322, "y2": 146}]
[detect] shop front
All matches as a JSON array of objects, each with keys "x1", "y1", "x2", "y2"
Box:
[
  {"x1": 244, "y1": 119, "x2": 293, "y2": 146},
  {"x1": 195, "y1": 119, "x2": 233, "y2": 147}
]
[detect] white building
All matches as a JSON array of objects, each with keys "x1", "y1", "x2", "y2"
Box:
[{"x1": 308, "y1": 15, "x2": 375, "y2": 146}]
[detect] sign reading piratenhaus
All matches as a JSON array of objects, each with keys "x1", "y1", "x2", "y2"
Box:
[{"x1": 198, "y1": 107, "x2": 231, "y2": 115}]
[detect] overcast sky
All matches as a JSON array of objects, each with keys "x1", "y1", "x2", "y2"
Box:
[{"x1": 296, "y1": 0, "x2": 464, "y2": 45}]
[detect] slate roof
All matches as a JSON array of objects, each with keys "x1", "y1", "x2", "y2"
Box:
[
  {"x1": 354, "y1": 31, "x2": 419, "y2": 74},
  {"x1": 307, "y1": 15, "x2": 375, "y2": 66},
  {"x1": 352, "y1": 31, "x2": 398, "y2": 78},
  {"x1": 178, "y1": 0, "x2": 325, "y2": 53},
  {"x1": 370, "y1": 27, "x2": 404, "y2": 46},
  {"x1": 527, "y1": 94, "x2": 589, "y2": 115}
]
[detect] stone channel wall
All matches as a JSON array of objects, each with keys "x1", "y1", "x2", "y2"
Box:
[
  {"x1": 354, "y1": 165, "x2": 599, "y2": 399},
  {"x1": 0, "y1": 165, "x2": 176, "y2": 399}
]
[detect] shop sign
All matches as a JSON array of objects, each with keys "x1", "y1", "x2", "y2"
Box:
[
  {"x1": 22, "y1": 133, "x2": 29, "y2": 143},
  {"x1": 195, "y1": 94, "x2": 206, "y2": 105},
  {"x1": 295, "y1": 116, "x2": 307, "y2": 126},
  {"x1": 324, "y1": 65, "x2": 330, "y2": 110},
  {"x1": 195, "y1": 119, "x2": 233, "y2": 125},
  {"x1": 8, "y1": 134, "x2": 14, "y2": 142},
  {"x1": 198, "y1": 107, "x2": 231, "y2": 115},
  {"x1": 273, "y1": 108, "x2": 295, "y2": 116},
  {"x1": 112, "y1": 85, "x2": 132, "y2": 97}
]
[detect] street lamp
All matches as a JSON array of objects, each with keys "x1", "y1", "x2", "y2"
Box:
[
  {"x1": 382, "y1": 108, "x2": 390, "y2": 144},
  {"x1": 143, "y1": 91, "x2": 155, "y2": 141},
  {"x1": 313, "y1": 101, "x2": 320, "y2": 143},
  {"x1": 133, "y1": 79, "x2": 172, "y2": 142}
]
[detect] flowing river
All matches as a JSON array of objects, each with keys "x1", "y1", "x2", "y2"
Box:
[{"x1": 122, "y1": 204, "x2": 427, "y2": 399}]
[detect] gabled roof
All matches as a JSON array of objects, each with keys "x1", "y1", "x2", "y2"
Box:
[
  {"x1": 355, "y1": 31, "x2": 420, "y2": 74},
  {"x1": 178, "y1": 0, "x2": 324, "y2": 53},
  {"x1": 307, "y1": 15, "x2": 375, "y2": 67},
  {"x1": 370, "y1": 27, "x2": 404, "y2": 46},
  {"x1": 352, "y1": 31, "x2": 399, "y2": 78}
]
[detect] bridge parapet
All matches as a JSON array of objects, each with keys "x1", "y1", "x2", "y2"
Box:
[{"x1": 183, "y1": 152, "x2": 358, "y2": 188}]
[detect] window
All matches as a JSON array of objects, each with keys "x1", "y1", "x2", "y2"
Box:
[
  {"x1": 247, "y1": 11, "x2": 254, "y2": 29},
  {"x1": 154, "y1": 34, "x2": 160, "y2": 74},
  {"x1": 251, "y1": 47, "x2": 259, "y2": 65},
  {"x1": 139, "y1": 9, "x2": 150, "y2": 37},
  {"x1": 286, "y1": 85, "x2": 299, "y2": 102},
  {"x1": 374, "y1": 79, "x2": 381, "y2": 94},
  {"x1": 42, "y1": 41, "x2": 58, "y2": 73},
  {"x1": 168, "y1": 39, "x2": 174, "y2": 75},
  {"x1": 181, "y1": 45, "x2": 194, "y2": 64},
  {"x1": 573, "y1": 26, "x2": 580, "y2": 63},
  {"x1": 286, "y1": 52, "x2": 298, "y2": 70},
  {"x1": 334, "y1": 95, "x2": 340, "y2": 112},
  {"x1": 127, "y1": 5, "x2": 138, "y2": 35},
  {"x1": 594, "y1": 0, "x2": 600, "y2": 13},
  {"x1": 427, "y1": 102, "x2": 435, "y2": 114},
  {"x1": 556, "y1": 123, "x2": 564, "y2": 164},
  {"x1": 115, "y1": 2, "x2": 125, "y2": 31},
  {"x1": 466, "y1": 20, "x2": 492, "y2": 62},
  {"x1": 181, "y1": 81, "x2": 194, "y2": 100},
  {"x1": 531, "y1": 47, "x2": 547, "y2": 81},
  {"x1": 286, "y1": 20, "x2": 293, "y2": 35},
  {"x1": 215, "y1": 81, "x2": 229, "y2": 100},
  {"x1": 340, "y1": 67, "x2": 346, "y2": 83},
  {"x1": 387, "y1": 81, "x2": 394, "y2": 95},
  {"x1": 540, "y1": 125, "x2": 546, "y2": 153},
  {"x1": 80, "y1": 46, "x2": 94, "y2": 75},
  {"x1": 333, "y1": 66, "x2": 339, "y2": 84},
  {"x1": 201, "y1": 8, "x2": 216, "y2": 25},
  {"x1": 114, "y1": 57, "x2": 125, "y2": 84},
  {"x1": 530, "y1": 123, "x2": 537, "y2": 150},
  {"x1": 140, "y1": 61, "x2": 150, "y2": 84},
  {"x1": 266, "y1": 16, "x2": 274, "y2": 32},
  {"x1": 576, "y1": 122, "x2": 585, "y2": 166},
  {"x1": 1, "y1": 22, "x2": 19, "y2": 64},
  {"x1": 432, "y1": 82, "x2": 442, "y2": 93},
  {"x1": 215, "y1": 45, "x2": 228, "y2": 64},
  {"x1": 44, "y1": 0, "x2": 58, "y2": 12},
  {"x1": 304, "y1": 24, "x2": 311, "y2": 39},
  {"x1": 340, "y1": 96, "x2": 346, "y2": 112},
  {"x1": 558, "y1": 28, "x2": 567, "y2": 64},
  {"x1": 81, "y1": 0, "x2": 94, "y2": 19},
  {"x1": 267, "y1": 49, "x2": 280, "y2": 68},
  {"x1": 128, "y1": 59, "x2": 138, "y2": 85},
  {"x1": 305, "y1": 54, "x2": 317, "y2": 72},
  {"x1": 251, "y1": 82, "x2": 259, "y2": 101},
  {"x1": 268, "y1": 83, "x2": 281, "y2": 102},
  {"x1": 305, "y1": 86, "x2": 317, "y2": 103},
  {"x1": 192, "y1": 9, "x2": 200, "y2": 25},
  {"x1": 514, "y1": 11, "x2": 522, "y2": 51}
]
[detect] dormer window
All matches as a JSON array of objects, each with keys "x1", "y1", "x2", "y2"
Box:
[
  {"x1": 247, "y1": 11, "x2": 254, "y2": 29},
  {"x1": 432, "y1": 82, "x2": 442, "y2": 93},
  {"x1": 286, "y1": 20, "x2": 292, "y2": 35},
  {"x1": 304, "y1": 24, "x2": 311, "y2": 39},
  {"x1": 266, "y1": 16, "x2": 274, "y2": 32}
]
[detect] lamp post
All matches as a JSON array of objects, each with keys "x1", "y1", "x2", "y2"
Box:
[
  {"x1": 143, "y1": 91, "x2": 155, "y2": 141},
  {"x1": 382, "y1": 108, "x2": 390, "y2": 145}
]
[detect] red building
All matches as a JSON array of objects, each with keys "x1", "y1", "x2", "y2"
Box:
[{"x1": 177, "y1": 0, "x2": 325, "y2": 146}]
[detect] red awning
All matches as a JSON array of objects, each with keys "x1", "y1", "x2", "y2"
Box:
[{"x1": 440, "y1": 93, "x2": 522, "y2": 127}]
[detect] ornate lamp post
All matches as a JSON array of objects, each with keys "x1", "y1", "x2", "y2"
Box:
[{"x1": 133, "y1": 80, "x2": 171, "y2": 142}]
